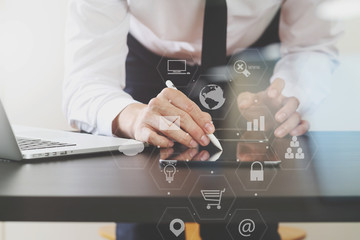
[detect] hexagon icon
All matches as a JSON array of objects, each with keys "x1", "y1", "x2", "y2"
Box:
[
  {"x1": 227, "y1": 48, "x2": 268, "y2": 87},
  {"x1": 187, "y1": 74, "x2": 236, "y2": 121},
  {"x1": 236, "y1": 104, "x2": 277, "y2": 141},
  {"x1": 227, "y1": 209, "x2": 268, "y2": 240},
  {"x1": 149, "y1": 152, "x2": 191, "y2": 190},
  {"x1": 271, "y1": 134, "x2": 318, "y2": 170},
  {"x1": 188, "y1": 175, "x2": 236, "y2": 220},
  {"x1": 156, "y1": 52, "x2": 198, "y2": 88},
  {"x1": 157, "y1": 207, "x2": 196, "y2": 240},
  {"x1": 235, "y1": 144, "x2": 278, "y2": 192}
]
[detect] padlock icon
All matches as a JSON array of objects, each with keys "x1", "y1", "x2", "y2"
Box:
[{"x1": 250, "y1": 161, "x2": 264, "y2": 181}]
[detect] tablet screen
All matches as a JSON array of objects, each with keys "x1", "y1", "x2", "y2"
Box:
[{"x1": 159, "y1": 141, "x2": 280, "y2": 165}]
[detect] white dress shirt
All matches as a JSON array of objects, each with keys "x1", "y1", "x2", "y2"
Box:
[{"x1": 64, "y1": 0, "x2": 343, "y2": 136}]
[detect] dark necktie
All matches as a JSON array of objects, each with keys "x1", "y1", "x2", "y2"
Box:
[{"x1": 201, "y1": 0, "x2": 228, "y2": 71}]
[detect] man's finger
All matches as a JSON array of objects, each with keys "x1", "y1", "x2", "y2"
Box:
[
  {"x1": 290, "y1": 120, "x2": 310, "y2": 136},
  {"x1": 275, "y1": 97, "x2": 300, "y2": 123},
  {"x1": 159, "y1": 128, "x2": 199, "y2": 148},
  {"x1": 267, "y1": 78, "x2": 285, "y2": 98},
  {"x1": 137, "y1": 127, "x2": 174, "y2": 148},
  {"x1": 274, "y1": 112, "x2": 301, "y2": 138},
  {"x1": 237, "y1": 92, "x2": 256, "y2": 110},
  {"x1": 158, "y1": 88, "x2": 214, "y2": 134},
  {"x1": 149, "y1": 98, "x2": 210, "y2": 146},
  {"x1": 142, "y1": 112, "x2": 198, "y2": 148}
]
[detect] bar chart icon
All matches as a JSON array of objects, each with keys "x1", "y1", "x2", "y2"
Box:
[{"x1": 247, "y1": 116, "x2": 265, "y2": 131}]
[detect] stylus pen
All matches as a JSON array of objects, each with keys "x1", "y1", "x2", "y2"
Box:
[{"x1": 165, "y1": 80, "x2": 223, "y2": 150}]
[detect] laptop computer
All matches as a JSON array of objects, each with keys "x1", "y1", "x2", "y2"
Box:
[{"x1": 0, "y1": 99, "x2": 143, "y2": 161}]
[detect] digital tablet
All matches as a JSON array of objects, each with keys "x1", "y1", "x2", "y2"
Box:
[{"x1": 159, "y1": 141, "x2": 281, "y2": 167}]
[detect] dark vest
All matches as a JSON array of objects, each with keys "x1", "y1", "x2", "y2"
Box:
[{"x1": 124, "y1": 9, "x2": 281, "y2": 104}]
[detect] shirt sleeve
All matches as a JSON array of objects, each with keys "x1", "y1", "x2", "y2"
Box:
[
  {"x1": 271, "y1": 0, "x2": 343, "y2": 114},
  {"x1": 63, "y1": 0, "x2": 138, "y2": 136}
]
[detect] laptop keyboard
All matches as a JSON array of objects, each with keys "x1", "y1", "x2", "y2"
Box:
[{"x1": 16, "y1": 137, "x2": 76, "y2": 151}]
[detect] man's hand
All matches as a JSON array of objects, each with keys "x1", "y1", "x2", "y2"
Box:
[
  {"x1": 237, "y1": 78, "x2": 309, "y2": 137},
  {"x1": 113, "y1": 88, "x2": 215, "y2": 148}
]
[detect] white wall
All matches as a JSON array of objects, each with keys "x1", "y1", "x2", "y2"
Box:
[
  {"x1": 0, "y1": 0, "x2": 70, "y2": 130},
  {"x1": 0, "y1": 1, "x2": 109, "y2": 240},
  {"x1": 308, "y1": 19, "x2": 360, "y2": 131},
  {"x1": 0, "y1": 0, "x2": 359, "y2": 239}
]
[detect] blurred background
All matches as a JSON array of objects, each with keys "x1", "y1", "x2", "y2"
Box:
[{"x1": 0, "y1": 0, "x2": 359, "y2": 239}]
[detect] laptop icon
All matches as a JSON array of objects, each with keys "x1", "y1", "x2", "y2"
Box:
[{"x1": 167, "y1": 60, "x2": 190, "y2": 75}]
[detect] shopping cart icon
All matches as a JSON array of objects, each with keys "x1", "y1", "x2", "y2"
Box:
[{"x1": 200, "y1": 188, "x2": 226, "y2": 210}]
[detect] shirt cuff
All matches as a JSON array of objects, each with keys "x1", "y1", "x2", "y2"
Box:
[
  {"x1": 96, "y1": 97, "x2": 139, "y2": 136},
  {"x1": 270, "y1": 71, "x2": 330, "y2": 115}
]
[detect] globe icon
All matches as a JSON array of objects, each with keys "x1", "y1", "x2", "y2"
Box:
[{"x1": 199, "y1": 84, "x2": 226, "y2": 110}]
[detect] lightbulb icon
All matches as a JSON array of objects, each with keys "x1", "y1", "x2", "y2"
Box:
[{"x1": 164, "y1": 164, "x2": 177, "y2": 183}]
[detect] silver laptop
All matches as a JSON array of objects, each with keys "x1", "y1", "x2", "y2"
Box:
[{"x1": 0, "y1": 99, "x2": 143, "y2": 161}]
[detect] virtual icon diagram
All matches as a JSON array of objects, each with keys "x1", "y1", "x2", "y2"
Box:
[
  {"x1": 159, "y1": 116, "x2": 181, "y2": 131},
  {"x1": 201, "y1": 188, "x2": 226, "y2": 210},
  {"x1": 227, "y1": 49, "x2": 268, "y2": 87},
  {"x1": 285, "y1": 148, "x2": 294, "y2": 159},
  {"x1": 157, "y1": 207, "x2": 195, "y2": 240},
  {"x1": 285, "y1": 136, "x2": 305, "y2": 159},
  {"x1": 169, "y1": 218, "x2": 185, "y2": 237},
  {"x1": 163, "y1": 162, "x2": 178, "y2": 183},
  {"x1": 199, "y1": 84, "x2": 226, "y2": 110},
  {"x1": 295, "y1": 148, "x2": 304, "y2": 159},
  {"x1": 238, "y1": 219, "x2": 256, "y2": 237},
  {"x1": 250, "y1": 161, "x2": 264, "y2": 182},
  {"x1": 290, "y1": 136, "x2": 300, "y2": 147},
  {"x1": 271, "y1": 134, "x2": 316, "y2": 170},
  {"x1": 189, "y1": 175, "x2": 235, "y2": 220},
  {"x1": 152, "y1": 159, "x2": 190, "y2": 190},
  {"x1": 167, "y1": 60, "x2": 190, "y2": 75},
  {"x1": 227, "y1": 209, "x2": 267, "y2": 240},
  {"x1": 234, "y1": 60, "x2": 251, "y2": 77},
  {"x1": 247, "y1": 116, "x2": 265, "y2": 131}
]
